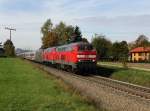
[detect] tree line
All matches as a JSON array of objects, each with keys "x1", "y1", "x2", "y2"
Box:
[
  {"x1": 41, "y1": 19, "x2": 150, "y2": 62},
  {"x1": 92, "y1": 34, "x2": 150, "y2": 61},
  {"x1": 3, "y1": 18, "x2": 150, "y2": 58}
]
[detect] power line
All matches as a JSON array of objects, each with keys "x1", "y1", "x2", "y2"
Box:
[{"x1": 5, "y1": 27, "x2": 16, "y2": 41}]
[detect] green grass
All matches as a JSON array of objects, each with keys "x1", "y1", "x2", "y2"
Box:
[
  {"x1": 97, "y1": 65, "x2": 150, "y2": 87},
  {"x1": 0, "y1": 58, "x2": 98, "y2": 111}
]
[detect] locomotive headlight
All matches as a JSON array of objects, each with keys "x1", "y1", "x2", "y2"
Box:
[
  {"x1": 77, "y1": 55, "x2": 96, "y2": 58},
  {"x1": 77, "y1": 55, "x2": 85, "y2": 58},
  {"x1": 92, "y1": 60, "x2": 95, "y2": 62},
  {"x1": 88, "y1": 55, "x2": 96, "y2": 58}
]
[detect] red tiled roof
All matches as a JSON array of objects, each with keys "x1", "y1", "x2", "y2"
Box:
[{"x1": 130, "y1": 47, "x2": 150, "y2": 53}]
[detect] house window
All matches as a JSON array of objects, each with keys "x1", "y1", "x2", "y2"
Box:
[
  {"x1": 134, "y1": 53, "x2": 136, "y2": 56},
  {"x1": 139, "y1": 53, "x2": 142, "y2": 56},
  {"x1": 139, "y1": 58, "x2": 142, "y2": 62}
]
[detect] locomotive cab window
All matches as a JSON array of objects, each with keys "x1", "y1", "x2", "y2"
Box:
[{"x1": 78, "y1": 44, "x2": 93, "y2": 51}]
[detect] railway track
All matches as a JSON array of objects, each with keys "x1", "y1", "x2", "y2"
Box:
[
  {"x1": 64, "y1": 73, "x2": 150, "y2": 100},
  {"x1": 83, "y1": 75, "x2": 150, "y2": 100},
  {"x1": 30, "y1": 60, "x2": 150, "y2": 101}
]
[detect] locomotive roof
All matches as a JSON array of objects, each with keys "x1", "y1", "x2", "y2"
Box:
[
  {"x1": 43, "y1": 42, "x2": 91, "y2": 51},
  {"x1": 57, "y1": 42, "x2": 90, "y2": 48}
]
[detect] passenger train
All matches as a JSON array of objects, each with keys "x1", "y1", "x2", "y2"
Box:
[{"x1": 18, "y1": 41, "x2": 97, "y2": 74}]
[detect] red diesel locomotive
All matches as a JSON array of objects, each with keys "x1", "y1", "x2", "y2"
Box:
[{"x1": 43, "y1": 42, "x2": 97, "y2": 73}]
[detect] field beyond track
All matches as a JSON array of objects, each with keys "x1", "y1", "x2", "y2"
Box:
[
  {"x1": 0, "y1": 58, "x2": 97, "y2": 111},
  {"x1": 98, "y1": 62, "x2": 150, "y2": 87}
]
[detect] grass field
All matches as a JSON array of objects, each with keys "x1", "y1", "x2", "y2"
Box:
[
  {"x1": 98, "y1": 62, "x2": 150, "y2": 71},
  {"x1": 0, "y1": 58, "x2": 99, "y2": 111},
  {"x1": 97, "y1": 65, "x2": 150, "y2": 87}
]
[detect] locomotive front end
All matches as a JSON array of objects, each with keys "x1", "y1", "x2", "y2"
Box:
[{"x1": 76, "y1": 43, "x2": 97, "y2": 72}]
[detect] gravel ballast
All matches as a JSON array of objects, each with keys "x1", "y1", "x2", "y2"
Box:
[{"x1": 31, "y1": 61, "x2": 150, "y2": 111}]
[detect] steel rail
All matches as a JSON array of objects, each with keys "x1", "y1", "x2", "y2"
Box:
[
  {"x1": 85, "y1": 75, "x2": 150, "y2": 100},
  {"x1": 29, "y1": 60, "x2": 150, "y2": 101}
]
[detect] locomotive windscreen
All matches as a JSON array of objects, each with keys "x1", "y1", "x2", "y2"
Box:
[{"x1": 78, "y1": 44, "x2": 93, "y2": 51}]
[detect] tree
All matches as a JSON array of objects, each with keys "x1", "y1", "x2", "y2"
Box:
[
  {"x1": 41, "y1": 19, "x2": 54, "y2": 48},
  {"x1": 131, "y1": 35, "x2": 150, "y2": 48},
  {"x1": 120, "y1": 41, "x2": 129, "y2": 58},
  {"x1": 70, "y1": 26, "x2": 82, "y2": 42},
  {"x1": 54, "y1": 22, "x2": 66, "y2": 44},
  {"x1": 74, "y1": 26, "x2": 81, "y2": 37},
  {"x1": 3, "y1": 40, "x2": 15, "y2": 57},
  {"x1": 82, "y1": 38, "x2": 89, "y2": 43},
  {"x1": 54, "y1": 22, "x2": 74, "y2": 44},
  {"x1": 41, "y1": 19, "x2": 53, "y2": 37},
  {"x1": 111, "y1": 41, "x2": 129, "y2": 61},
  {"x1": 41, "y1": 32, "x2": 59, "y2": 48},
  {"x1": 65, "y1": 25, "x2": 74, "y2": 42},
  {"x1": 41, "y1": 19, "x2": 83, "y2": 48},
  {"x1": 128, "y1": 41, "x2": 135, "y2": 50},
  {"x1": 92, "y1": 34, "x2": 112, "y2": 59}
]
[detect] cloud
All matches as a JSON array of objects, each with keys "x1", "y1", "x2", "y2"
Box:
[
  {"x1": 74, "y1": 15, "x2": 150, "y2": 29},
  {"x1": 0, "y1": 0, "x2": 150, "y2": 49},
  {"x1": 0, "y1": 0, "x2": 46, "y2": 12},
  {"x1": 74, "y1": 15, "x2": 150, "y2": 42}
]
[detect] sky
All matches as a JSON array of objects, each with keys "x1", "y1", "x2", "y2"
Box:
[{"x1": 0, "y1": 0, "x2": 150, "y2": 49}]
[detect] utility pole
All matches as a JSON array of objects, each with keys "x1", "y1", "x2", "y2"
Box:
[{"x1": 5, "y1": 27, "x2": 16, "y2": 41}]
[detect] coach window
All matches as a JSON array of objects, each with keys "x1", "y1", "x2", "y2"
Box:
[
  {"x1": 64, "y1": 47, "x2": 67, "y2": 51},
  {"x1": 61, "y1": 47, "x2": 63, "y2": 51},
  {"x1": 69, "y1": 47, "x2": 73, "y2": 51},
  {"x1": 66, "y1": 46, "x2": 71, "y2": 51},
  {"x1": 61, "y1": 47, "x2": 64, "y2": 51},
  {"x1": 58, "y1": 48, "x2": 61, "y2": 52},
  {"x1": 63, "y1": 47, "x2": 65, "y2": 51},
  {"x1": 56, "y1": 48, "x2": 59, "y2": 52},
  {"x1": 60, "y1": 48, "x2": 62, "y2": 51},
  {"x1": 57, "y1": 48, "x2": 61, "y2": 52}
]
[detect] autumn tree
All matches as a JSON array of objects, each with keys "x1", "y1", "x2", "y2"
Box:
[
  {"x1": 41, "y1": 19, "x2": 53, "y2": 37},
  {"x1": 43, "y1": 32, "x2": 59, "y2": 47},
  {"x1": 41, "y1": 19, "x2": 83, "y2": 48},
  {"x1": 65, "y1": 25, "x2": 75, "y2": 41},
  {"x1": 54, "y1": 22, "x2": 66, "y2": 44},
  {"x1": 41, "y1": 19, "x2": 53, "y2": 48},
  {"x1": 3, "y1": 40, "x2": 15, "y2": 57},
  {"x1": 54, "y1": 22, "x2": 74, "y2": 44}
]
